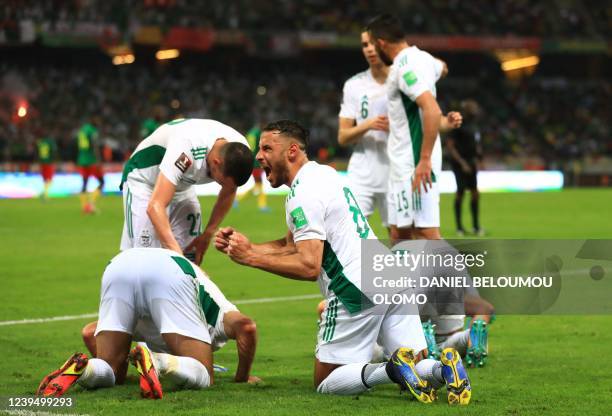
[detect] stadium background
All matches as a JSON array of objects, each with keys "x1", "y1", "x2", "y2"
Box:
[{"x1": 1, "y1": 1, "x2": 611, "y2": 415}]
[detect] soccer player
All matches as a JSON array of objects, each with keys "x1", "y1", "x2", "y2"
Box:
[
  {"x1": 235, "y1": 123, "x2": 269, "y2": 212},
  {"x1": 37, "y1": 248, "x2": 259, "y2": 398},
  {"x1": 215, "y1": 120, "x2": 472, "y2": 404},
  {"x1": 119, "y1": 118, "x2": 252, "y2": 264},
  {"x1": 446, "y1": 99, "x2": 484, "y2": 236},
  {"x1": 338, "y1": 31, "x2": 390, "y2": 231},
  {"x1": 37, "y1": 132, "x2": 57, "y2": 200},
  {"x1": 367, "y1": 15, "x2": 462, "y2": 240},
  {"x1": 76, "y1": 119, "x2": 105, "y2": 214}
]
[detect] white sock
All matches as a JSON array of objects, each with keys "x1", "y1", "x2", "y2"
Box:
[
  {"x1": 362, "y1": 362, "x2": 393, "y2": 387},
  {"x1": 317, "y1": 363, "x2": 378, "y2": 395},
  {"x1": 154, "y1": 354, "x2": 210, "y2": 389},
  {"x1": 77, "y1": 358, "x2": 115, "y2": 389},
  {"x1": 415, "y1": 359, "x2": 444, "y2": 389},
  {"x1": 440, "y1": 329, "x2": 470, "y2": 357}
]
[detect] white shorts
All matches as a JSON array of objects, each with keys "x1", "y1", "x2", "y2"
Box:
[
  {"x1": 95, "y1": 249, "x2": 237, "y2": 350},
  {"x1": 316, "y1": 296, "x2": 426, "y2": 365},
  {"x1": 120, "y1": 185, "x2": 202, "y2": 254},
  {"x1": 352, "y1": 187, "x2": 388, "y2": 227},
  {"x1": 387, "y1": 179, "x2": 440, "y2": 228}
]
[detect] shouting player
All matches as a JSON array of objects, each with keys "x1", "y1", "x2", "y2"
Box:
[{"x1": 216, "y1": 120, "x2": 472, "y2": 405}]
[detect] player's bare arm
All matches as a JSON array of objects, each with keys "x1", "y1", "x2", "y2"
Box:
[
  {"x1": 216, "y1": 228, "x2": 296, "y2": 256},
  {"x1": 413, "y1": 91, "x2": 442, "y2": 193},
  {"x1": 337, "y1": 116, "x2": 389, "y2": 147},
  {"x1": 223, "y1": 311, "x2": 260, "y2": 384},
  {"x1": 147, "y1": 173, "x2": 183, "y2": 254},
  {"x1": 225, "y1": 231, "x2": 323, "y2": 281},
  {"x1": 186, "y1": 183, "x2": 237, "y2": 264}
]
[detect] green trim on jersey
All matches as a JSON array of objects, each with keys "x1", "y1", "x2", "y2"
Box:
[
  {"x1": 198, "y1": 283, "x2": 220, "y2": 326},
  {"x1": 400, "y1": 93, "x2": 436, "y2": 182},
  {"x1": 120, "y1": 145, "x2": 166, "y2": 190},
  {"x1": 170, "y1": 255, "x2": 221, "y2": 325},
  {"x1": 322, "y1": 298, "x2": 338, "y2": 342},
  {"x1": 171, "y1": 256, "x2": 196, "y2": 278},
  {"x1": 322, "y1": 241, "x2": 373, "y2": 314}
]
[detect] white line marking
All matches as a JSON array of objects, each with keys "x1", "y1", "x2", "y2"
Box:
[{"x1": 0, "y1": 294, "x2": 321, "y2": 327}]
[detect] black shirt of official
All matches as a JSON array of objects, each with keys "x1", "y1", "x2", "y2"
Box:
[{"x1": 448, "y1": 123, "x2": 482, "y2": 168}]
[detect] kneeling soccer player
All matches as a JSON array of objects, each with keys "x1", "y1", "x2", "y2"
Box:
[
  {"x1": 215, "y1": 120, "x2": 472, "y2": 404},
  {"x1": 36, "y1": 248, "x2": 258, "y2": 398}
]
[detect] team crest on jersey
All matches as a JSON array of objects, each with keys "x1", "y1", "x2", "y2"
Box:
[
  {"x1": 174, "y1": 152, "x2": 192, "y2": 173},
  {"x1": 140, "y1": 229, "x2": 152, "y2": 247}
]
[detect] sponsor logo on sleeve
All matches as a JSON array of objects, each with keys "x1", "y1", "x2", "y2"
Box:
[
  {"x1": 174, "y1": 152, "x2": 192, "y2": 173},
  {"x1": 290, "y1": 206, "x2": 308, "y2": 229},
  {"x1": 403, "y1": 70, "x2": 418, "y2": 86}
]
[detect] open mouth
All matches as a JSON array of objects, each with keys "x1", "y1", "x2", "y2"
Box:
[{"x1": 263, "y1": 167, "x2": 271, "y2": 178}]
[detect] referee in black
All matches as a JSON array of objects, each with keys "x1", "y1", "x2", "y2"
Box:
[{"x1": 446, "y1": 99, "x2": 484, "y2": 236}]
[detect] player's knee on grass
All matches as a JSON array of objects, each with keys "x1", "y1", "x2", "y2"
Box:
[
  {"x1": 95, "y1": 331, "x2": 132, "y2": 381},
  {"x1": 81, "y1": 321, "x2": 98, "y2": 357},
  {"x1": 161, "y1": 332, "x2": 214, "y2": 384}
]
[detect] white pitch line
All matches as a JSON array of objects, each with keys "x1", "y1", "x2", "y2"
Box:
[{"x1": 0, "y1": 293, "x2": 321, "y2": 327}]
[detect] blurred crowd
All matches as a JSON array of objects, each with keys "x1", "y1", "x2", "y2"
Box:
[
  {"x1": 0, "y1": 59, "x2": 609, "y2": 170},
  {"x1": 2, "y1": 0, "x2": 610, "y2": 37}
]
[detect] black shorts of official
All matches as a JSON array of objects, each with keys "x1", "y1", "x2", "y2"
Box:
[{"x1": 452, "y1": 165, "x2": 478, "y2": 192}]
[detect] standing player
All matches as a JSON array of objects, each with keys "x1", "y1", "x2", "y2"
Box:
[
  {"x1": 215, "y1": 120, "x2": 472, "y2": 405},
  {"x1": 338, "y1": 31, "x2": 389, "y2": 230},
  {"x1": 119, "y1": 118, "x2": 252, "y2": 264},
  {"x1": 76, "y1": 120, "x2": 104, "y2": 214},
  {"x1": 367, "y1": 15, "x2": 462, "y2": 240},
  {"x1": 36, "y1": 248, "x2": 259, "y2": 398},
  {"x1": 446, "y1": 99, "x2": 484, "y2": 236},
  {"x1": 235, "y1": 123, "x2": 269, "y2": 212},
  {"x1": 37, "y1": 132, "x2": 57, "y2": 200}
]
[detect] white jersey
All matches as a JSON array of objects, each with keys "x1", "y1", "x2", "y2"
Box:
[
  {"x1": 97, "y1": 248, "x2": 237, "y2": 351},
  {"x1": 285, "y1": 162, "x2": 376, "y2": 314},
  {"x1": 386, "y1": 46, "x2": 444, "y2": 181},
  {"x1": 121, "y1": 119, "x2": 248, "y2": 200},
  {"x1": 339, "y1": 69, "x2": 389, "y2": 193}
]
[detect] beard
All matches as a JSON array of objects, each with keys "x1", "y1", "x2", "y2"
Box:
[
  {"x1": 375, "y1": 43, "x2": 393, "y2": 66},
  {"x1": 269, "y1": 159, "x2": 290, "y2": 188}
]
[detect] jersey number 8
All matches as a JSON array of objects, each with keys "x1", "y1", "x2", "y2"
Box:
[{"x1": 343, "y1": 187, "x2": 369, "y2": 239}]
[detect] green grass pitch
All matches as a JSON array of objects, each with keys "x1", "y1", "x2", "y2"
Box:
[{"x1": 1, "y1": 189, "x2": 612, "y2": 415}]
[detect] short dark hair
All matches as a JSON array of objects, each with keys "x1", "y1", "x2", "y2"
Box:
[
  {"x1": 366, "y1": 14, "x2": 406, "y2": 42},
  {"x1": 221, "y1": 142, "x2": 253, "y2": 186},
  {"x1": 262, "y1": 119, "x2": 309, "y2": 150}
]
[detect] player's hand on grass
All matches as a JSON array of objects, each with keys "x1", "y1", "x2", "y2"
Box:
[
  {"x1": 446, "y1": 111, "x2": 463, "y2": 129},
  {"x1": 185, "y1": 228, "x2": 214, "y2": 265},
  {"x1": 367, "y1": 115, "x2": 389, "y2": 132},
  {"x1": 412, "y1": 158, "x2": 433, "y2": 194},
  {"x1": 227, "y1": 231, "x2": 253, "y2": 265},
  {"x1": 215, "y1": 227, "x2": 235, "y2": 253}
]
